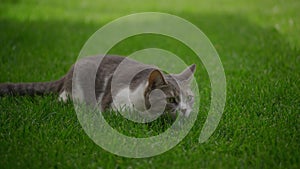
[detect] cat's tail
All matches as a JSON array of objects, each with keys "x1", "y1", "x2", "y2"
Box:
[{"x1": 0, "y1": 77, "x2": 65, "y2": 96}]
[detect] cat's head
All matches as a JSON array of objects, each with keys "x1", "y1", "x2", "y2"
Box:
[{"x1": 144, "y1": 64, "x2": 196, "y2": 120}]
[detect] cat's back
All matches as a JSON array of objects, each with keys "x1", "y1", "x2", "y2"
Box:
[
  {"x1": 76, "y1": 55, "x2": 146, "y2": 71},
  {"x1": 69, "y1": 55, "x2": 152, "y2": 82}
]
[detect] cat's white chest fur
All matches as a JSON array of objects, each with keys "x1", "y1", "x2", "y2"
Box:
[{"x1": 112, "y1": 82, "x2": 147, "y2": 111}]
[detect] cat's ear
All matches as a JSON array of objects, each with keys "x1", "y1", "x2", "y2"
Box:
[
  {"x1": 147, "y1": 69, "x2": 167, "y2": 89},
  {"x1": 176, "y1": 64, "x2": 196, "y2": 82}
]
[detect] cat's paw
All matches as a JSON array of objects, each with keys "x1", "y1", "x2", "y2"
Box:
[{"x1": 58, "y1": 90, "x2": 69, "y2": 102}]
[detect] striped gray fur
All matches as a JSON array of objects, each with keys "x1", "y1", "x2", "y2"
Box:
[{"x1": 0, "y1": 78, "x2": 65, "y2": 96}]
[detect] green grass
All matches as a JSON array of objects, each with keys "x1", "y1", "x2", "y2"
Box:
[{"x1": 0, "y1": 0, "x2": 299, "y2": 168}]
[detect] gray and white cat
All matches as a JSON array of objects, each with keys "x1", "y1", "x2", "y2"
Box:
[{"x1": 0, "y1": 55, "x2": 196, "y2": 119}]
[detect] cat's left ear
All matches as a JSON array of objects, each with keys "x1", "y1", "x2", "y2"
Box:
[
  {"x1": 176, "y1": 64, "x2": 196, "y2": 82},
  {"x1": 147, "y1": 69, "x2": 167, "y2": 89}
]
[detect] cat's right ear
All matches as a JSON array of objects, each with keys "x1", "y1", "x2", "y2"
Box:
[
  {"x1": 176, "y1": 64, "x2": 196, "y2": 82},
  {"x1": 147, "y1": 70, "x2": 167, "y2": 89}
]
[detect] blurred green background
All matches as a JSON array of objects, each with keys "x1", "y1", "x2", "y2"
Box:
[{"x1": 0, "y1": 0, "x2": 299, "y2": 168}]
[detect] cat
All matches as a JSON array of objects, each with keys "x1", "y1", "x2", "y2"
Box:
[{"x1": 0, "y1": 55, "x2": 196, "y2": 119}]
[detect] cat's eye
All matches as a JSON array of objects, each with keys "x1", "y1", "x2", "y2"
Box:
[
  {"x1": 187, "y1": 95, "x2": 193, "y2": 101},
  {"x1": 167, "y1": 97, "x2": 177, "y2": 103}
]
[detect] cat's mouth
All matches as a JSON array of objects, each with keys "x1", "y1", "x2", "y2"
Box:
[{"x1": 166, "y1": 107, "x2": 192, "y2": 119}]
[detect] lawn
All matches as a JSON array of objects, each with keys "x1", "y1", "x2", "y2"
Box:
[{"x1": 0, "y1": 0, "x2": 299, "y2": 168}]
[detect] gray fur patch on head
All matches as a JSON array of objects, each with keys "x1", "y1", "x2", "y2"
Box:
[{"x1": 142, "y1": 64, "x2": 196, "y2": 120}]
